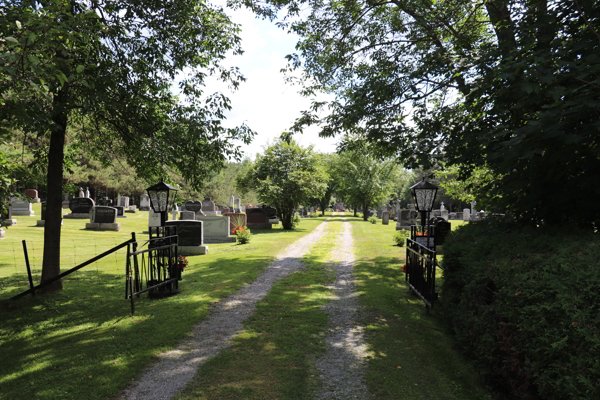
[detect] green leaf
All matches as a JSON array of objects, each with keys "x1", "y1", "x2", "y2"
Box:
[
  {"x1": 4, "y1": 36, "x2": 19, "y2": 44},
  {"x1": 76, "y1": 65, "x2": 85, "y2": 73},
  {"x1": 27, "y1": 55, "x2": 40, "y2": 65}
]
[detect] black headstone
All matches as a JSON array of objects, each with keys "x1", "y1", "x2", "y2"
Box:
[
  {"x1": 434, "y1": 219, "x2": 452, "y2": 245},
  {"x1": 165, "y1": 220, "x2": 204, "y2": 246},
  {"x1": 69, "y1": 197, "x2": 95, "y2": 213},
  {"x1": 263, "y1": 206, "x2": 277, "y2": 219},
  {"x1": 92, "y1": 206, "x2": 117, "y2": 223},
  {"x1": 184, "y1": 201, "x2": 202, "y2": 213},
  {"x1": 247, "y1": 208, "x2": 269, "y2": 223},
  {"x1": 114, "y1": 206, "x2": 124, "y2": 216}
]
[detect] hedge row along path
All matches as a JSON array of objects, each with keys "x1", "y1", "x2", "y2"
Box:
[{"x1": 122, "y1": 217, "x2": 368, "y2": 399}]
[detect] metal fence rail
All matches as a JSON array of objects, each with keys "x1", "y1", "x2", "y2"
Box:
[{"x1": 405, "y1": 238, "x2": 438, "y2": 308}]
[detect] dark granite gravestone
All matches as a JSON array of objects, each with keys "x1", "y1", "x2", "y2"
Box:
[
  {"x1": 69, "y1": 197, "x2": 95, "y2": 214},
  {"x1": 184, "y1": 201, "x2": 202, "y2": 213},
  {"x1": 263, "y1": 206, "x2": 277, "y2": 219},
  {"x1": 433, "y1": 218, "x2": 452, "y2": 245},
  {"x1": 246, "y1": 208, "x2": 269, "y2": 224},
  {"x1": 202, "y1": 197, "x2": 216, "y2": 212},
  {"x1": 114, "y1": 206, "x2": 124, "y2": 217},
  {"x1": 166, "y1": 220, "x2": 204, "y2": 246},
  {"x1": 92, "y1": 206, "x2": 117, "y2": 223}
]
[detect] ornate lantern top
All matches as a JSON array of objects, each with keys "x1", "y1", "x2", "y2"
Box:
[
  {"x1": 145, "y1": 180, "x2": 179, "y2": 213},
  {"x1": 410, "y1": 178, "x2": 438, "y2": 213}
]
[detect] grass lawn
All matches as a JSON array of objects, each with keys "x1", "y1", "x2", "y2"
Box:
[{"x1": 0, "y1": 205, "x2": 324, "y2": 400}]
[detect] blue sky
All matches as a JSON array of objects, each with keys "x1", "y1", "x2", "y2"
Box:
[{"x1": 204, "y1": 3, "x2": 339, "y2": 159}]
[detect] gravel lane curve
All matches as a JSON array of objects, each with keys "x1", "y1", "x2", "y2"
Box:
[
  {"x1": 315, "y1": 219, "x2": 370, "y2": 400},
  {"x1": 121, "y1": 221, "x2": 330, "y2": 400}
]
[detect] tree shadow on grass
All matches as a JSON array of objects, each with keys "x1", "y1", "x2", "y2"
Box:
[{"x1": 0, "y1": 250, "x2": 275, "y2": 400}]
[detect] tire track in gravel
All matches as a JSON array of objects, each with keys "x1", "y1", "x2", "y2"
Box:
[
  {"x1": 315, "y1": 219, "x2": 370, "y2": 400},
  {"x1": 122, "y1": 221, "x2": 330, "y2": 400}
]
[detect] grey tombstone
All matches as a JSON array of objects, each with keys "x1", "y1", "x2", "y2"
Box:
[
  {"x1": 10, "y1": 197, "x2": 35, "y2": 216},
  {"x1": 119, "y1": 196, "x2": 130, "y2": 208},
  {"x1": 201, "y1": 197, "x2": 215, "y2": 212},
  {"x1": 463, "y1": 208, "x2": 471, "y2": 221},
  {"x1": 62, "y1": 193, "x2": 71, "y2": 209},
  {"x1": 229, "y1": 195, "x2": 235, "y2": 208},
  {"x1": 441, "y1": 210, "x2": 449, "y2": 221},
  {"x1": 440, "y1": 202, "x2": 445, "y2": 211},
  {"x1": 235, "y1": 197, "x2": 241, "y2": 212},
  {"x1": 196, "y1": 215, "x2": 234, "y2": 243},
  {"x1": 382, "y1": 211, "x2": 390, "y2": 225},
  {"x1": 140, "y1": 194, "x2": 151, "y2": 211},
  {"x1": 180, "y1": 211, "x2": 196, "y2": 220},
  {"x1": 78, "y1": 187, "x2": 84, "y2": 197}
]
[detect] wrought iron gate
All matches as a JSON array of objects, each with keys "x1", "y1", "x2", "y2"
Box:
[{"x1": 405, "y1": 236, "x2": 438, "y2": 308}]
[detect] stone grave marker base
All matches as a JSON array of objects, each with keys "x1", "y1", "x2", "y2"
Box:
[
  {"x1": 3, "y1": 219, "x2": 16, "y2": 226},
  {"x1": 204, "y1": 237, "x2": 237, "y2": 243},
  {"x1": 12, "y1": 210, "x2": 35, "y2": 216},
  {"x1": 64, "y1": 213, "x2": 90, "y2": 219},
  {"x1": 178, "y1": 245, "x2": 209, "y2": 256},
  {"x1": 85, "y1": 222, "x2": 120, "y2": 231}
]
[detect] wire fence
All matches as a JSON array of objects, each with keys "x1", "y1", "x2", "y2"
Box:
[{"x1": 0, "y1": 237, "x2": 133, "y2": 299}]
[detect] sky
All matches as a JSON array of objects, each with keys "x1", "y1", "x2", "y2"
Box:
[{"x1": 203, "y1": 3, "x2": 340, "y2": 160}]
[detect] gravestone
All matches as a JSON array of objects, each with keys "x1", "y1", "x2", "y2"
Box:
[
  {"x1": 229, "y1": 195, "x2": 235, "y2": 208},
  {"x1": 463, "y1": 208, "x2": 471, "y2": 221},
  {"x1": 184, "y1": 201, "x2": 203, "y2": 214},
  {"x1": 119, "y1": 196, "x2": 130, "y2": 208},
  {"x1": 148, "y1": 209, "x2": 162, "y2": 228},
  {"x1": 396, "y1": 209, "x2": 418, "y2": 230},
  {"x1": 440, "y1": 202, "x2": 445, "y2": 211},
  {"x1": 235, "y1": 197, "x2": 241, "y2": 212},
  {"x1": 441, "y1": 210, "x2": 449, "y2": 221},
  {"x1": 10, "y1": 197, "x2": 35, "y2": 216},
  {"x1": 382, "y1": 211, "x2": 390, "y2": 225},
  {"x1": 165, "y1": 220, "x2": 208, "y2": 255},
  {"x1": 78, "y1": 187, "x2": 84, "y2": 198},
  {"x1": 114, "y1": 206, "x2": 126, "y2": 218},
  {"x1": 196, "y1": 215, "x2": 234, "y2": 243},
  {"x1": 139, "y1": 194, "x2": 151, "y2": 211},
  {"x1": 202, "y1": 197, "x2": 215, "y2": 212},
  {"x1": 24, "y1": 189, "x2": 41, "y2": 203},
  {"x1": 36, "y1": 202, "x2": 46, "y2": 226},
  {"x1": 3, "y1": 203, "x2": 16, "y2": 226},
  {"x1": 246, "y1": 208, "x2": 271, "y2": 229},
  {"x1": 85, "y1": 187, "x2": 90, "y2": 198},
  {"x1": 86, "y1": 206, "x2": 120, "y2": 231},
  {"x1": 434, "y1": 219, "x2": 452, "y2": 246},
  {"x1": 171, "y1": 208, "x2": 178, "y2": 221},
  {"x1": 126, "y1": 205, "x2": 137, "y2": 213},
  {"x1": 180, "y1": 211, "x2": 196, "y2": 220},
  {"x1": 62, "y1": 193, "x2": 71, "y2": 209},
  {"x1": 65, "y1": 197, "x2": 94, "y2": 219}
]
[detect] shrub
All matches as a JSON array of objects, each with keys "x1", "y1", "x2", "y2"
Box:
[
  {"x1": 369, "y1": 216, "x2": 377, "y2": 224},
  {"x1": 292, "y1": 213, "x2": 301, "y2": 229},
  {"x1": 235, "y1": 226, "x2": 251, "y2": 244},
  {"x1": 441, "y1": 219, "x2": 600, "y2": 400},
  {"x1": 393, "y1": 230, "x2": 409, "y2": 246}
]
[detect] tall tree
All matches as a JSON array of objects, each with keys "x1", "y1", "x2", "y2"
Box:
[
  {"x1": 240, "y1": 0, "x2": 600, "y2": 226},
  {"x1": 335, "y1": 142, "x2": 398, "y2": 221},
  {"x1": 237, "y1": 139, "x2": 328, "y2": 229},
  {"x1": 1, "y1": 0, "x2": 253, "y2": 291}
]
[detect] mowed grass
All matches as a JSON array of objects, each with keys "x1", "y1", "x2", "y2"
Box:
[
  {"x1": 174, "y1": 217, "x2": 343, "y2": 400},
  {"x1": 0, "y1": 205, "x2": 324, "y2": 400},
  {"x1": 351, "y1": 216, "x2": 490, "y2": 400}
]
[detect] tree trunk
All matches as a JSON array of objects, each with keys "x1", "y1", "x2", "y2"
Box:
[
  {"x1": 353, "y1": 204, "x2": 357, "y2": 217},
  {"x1": 362, "y1": 202, "x2": 369, "y2": 221},
  {"x1": 40, "y1": 97, "x2": 68, "y2": 292}
]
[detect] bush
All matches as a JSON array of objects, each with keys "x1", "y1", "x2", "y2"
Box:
[
  {"x1": 441, "y1": 219, "x2": 600, "y2": 400},
  {"x1": 369, "y1": 216, "x2": 377, "y2": 224},
  {"x1": 393, "y1": 230, "x2": 409, "y2": 246},
  {"x1": 234, "y1": 226, "x2": 251, "y2": 244},
  {"x1": 292, "y1": 213, "x2": 301, "y2": 229}
]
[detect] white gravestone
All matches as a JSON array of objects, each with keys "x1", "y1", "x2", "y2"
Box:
[
  {"x1": 140, "y1": 194, "x2": 150, "y2": 211},
  {"x1": 119, "y1": 196, "x2": 130, "y2": 208},
  {"x1": 229, "y1": 195, "x2": 235, "y2": 208},
  {"x1": 196, "y1": 215, "x2": 235, "y2": 243},
  {"x1": 149, "y1": 209, "x2": 162, "y2": 227},
  {"x1": 10, "y1": 197, "x2": 35, "y2": 216},
  {"x1": 463, "y1": 208, "x2": 471, "y2": 221}
]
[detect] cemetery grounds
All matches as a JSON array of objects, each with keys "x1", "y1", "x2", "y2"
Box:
[{"x1": 0, "y1": 204, "x2": 488, "y2": 400}]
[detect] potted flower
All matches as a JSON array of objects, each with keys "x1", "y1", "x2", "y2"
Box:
[{"x1": 177, "y1": 256, "x2": 188, "y2": 280}]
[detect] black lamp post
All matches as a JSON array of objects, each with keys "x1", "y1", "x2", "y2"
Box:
[
  {"x1": 145, "y1": 179, "x2": 179, "y2": 227},
  {"x1": 410, "y1": 178, "x2": 438, "y2": 241}
]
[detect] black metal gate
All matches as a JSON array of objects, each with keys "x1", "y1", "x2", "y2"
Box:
[{"x1": 405, "y1": 234, "x2": 438, "y2": 308}]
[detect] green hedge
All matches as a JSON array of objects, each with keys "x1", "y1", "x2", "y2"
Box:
[{"x1": 441, "y1": 219, "x2": 600, "y2": 400}]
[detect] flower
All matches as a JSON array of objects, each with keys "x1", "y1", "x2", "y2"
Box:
[{"x1": 178, "y1": 256, "x2": 188, "y2": 270}]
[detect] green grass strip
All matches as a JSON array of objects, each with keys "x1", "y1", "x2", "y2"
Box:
[
  {"x1": 174, "y1": 218, "x2": 344, "y2": 400},
  {"x1": 350, "y1": 216, "x2": 490, "y2": 400},
  {"x1": 0, "y1": 207, "x2": 324, "y2": 400}
]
